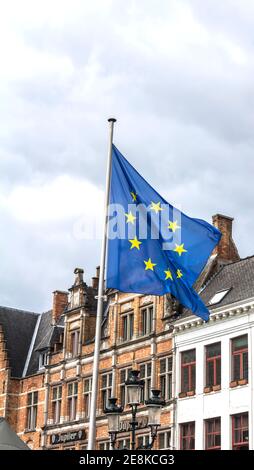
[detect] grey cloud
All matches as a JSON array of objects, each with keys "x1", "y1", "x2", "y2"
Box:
[{"x1": 0, "y1": 0, "x2": 254, "y2": 310}]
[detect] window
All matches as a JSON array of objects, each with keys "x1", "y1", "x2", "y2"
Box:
[
  {"x1": 67, "y1": 382, "x2": 78, "y2": 421},
  {"x1": 122, "y1": 312, "x2": 134, "y2": 341},
  {"x1": 206, "y1": 343, "x2": 221, "y2": 387},
  {"x1": 120, "y1": 368, "x2": 132, "y2": 407},
  {"x1": 140, "y1": 362, "x2": 151, "y2": 402},
  {"x1": 101, "y1": 372, "x2": 112, "y2": 411},
  {"x1": 39, "y1": 351, "x2": 48, "y2": 370},
  {"x1": 158, "y1": 430, "x2": 171, "y2": 449},
  {"x1": 141, "y1": 305, "x2": 153, "y2": 336},
  {"x1": 83, "y1": 377, "x2": 92, "y2": 418},
  {"x1": 232, "y1": 335, "x2": 248, "y2": 382},
  {"x1": 232, "y1": 413, "x2": 249, "y2": 450},
  {"x1": 99, "y1": 441, "x2": 110, "y2": 450},
  {"x1": 208, "y1": 289, "x2": 230, "y2": 305},
  {"x1": 180, "y1": 422, "x2": 195, "y2": 450},
  {"x1": 137, "y1": 434, "x2": 149, "y2": 448},
  {"x1": 181, "y1": 350, "x2": 196, "y2": 393},
  {"x1": 26, "y1": 391, "x2": 38, "y2": 431},
  {"x1": 52, "y1": 386, "x2": 62, "y2": 424},
  {"x1": 118, "y1": 438, "x2": 130, "y2": 449},
  {"x1": 205, "y1": 418, "x2": 221, "y2": 450},
  {"x1": 160, "y1": 357, "x2": 173, "y2": 401},
  {"x1": 70, "y1": 330, "x2": 80, "y2": 357}
]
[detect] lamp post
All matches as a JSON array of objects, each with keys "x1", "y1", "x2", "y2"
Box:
[
  {"x1": 125, "y1": 369, "x2": 144, "y2": 450},
  {"x1": 104, "y1": 397, "x2": 123, "y2": 450},
  {"x1": 105, "y1": 370, "x2": 164, "y2": 450},
  {"x1": 144, "y1": 389, "x2": 165, "y2": 449}
]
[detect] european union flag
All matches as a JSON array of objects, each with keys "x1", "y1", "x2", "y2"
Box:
[{"x1": 106, "y1": 145, "x2": 221, "y2": 321}]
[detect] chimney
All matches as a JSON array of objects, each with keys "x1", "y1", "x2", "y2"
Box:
[
  {"x1": 212, "y1": 214, "x2": 240, "y2": 263},
  {"x1": 92, "y1": 266, "x2": 100, "y2": 289},
  {"x1": 52, "y1": 291, "x2": 68, "y2": 324},
  {"x1": 74, "y1": 268, "x2": 84, "y2": 286}
]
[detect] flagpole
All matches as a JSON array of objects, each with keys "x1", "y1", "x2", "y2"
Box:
[{"x1": 87, "y1": 117, "x2": 116, "y2": 450}]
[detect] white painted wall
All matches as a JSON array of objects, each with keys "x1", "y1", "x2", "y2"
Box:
[{"x1": 174, "y1": 303, "x2": 254, "y2": 450}]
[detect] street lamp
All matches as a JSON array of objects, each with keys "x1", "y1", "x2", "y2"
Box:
[
  {"x1": 105, "y1": 371, "x2": 165, "y2": 450},
  {"x1": 144, "y1": 389, "x2": 165, "y2": 449},
  {"x1": 125, "y1": 369, "x2": 144, "y2": 450},
  {"x1": 104, "y1": 397, "x2": 123, "y2": 449}
]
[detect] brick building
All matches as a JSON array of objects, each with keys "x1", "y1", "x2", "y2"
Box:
[{"x1": 0, "y1": 214, "x2": 246, "y2": 450}]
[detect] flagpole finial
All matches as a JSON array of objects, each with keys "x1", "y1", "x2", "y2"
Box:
[{"x1": 108, "y1": 117, "x2": 117, "y2": 123}]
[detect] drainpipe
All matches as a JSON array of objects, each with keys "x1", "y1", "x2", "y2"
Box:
[
  {"x1": 62, "y1": 315, "x2": 68, "y2": 358},
  {"x1": 171, "y1": 329, "x2": 177, "y2": 450},
  {"x1": 41, "y1": 370, "x2": 50, "y2": 449},
  {"x1": 151, "y1": 296, "x2": 157, "y2": 390},
  {"x1": 79, "y1": 309, "x2": 85, "y2": 356},
  {"x1": 111, "y1": 293, "x2": 119, "y2": 397},
  {"x1": 3, "y1": 367, "x2": 10, "y2": 419}
]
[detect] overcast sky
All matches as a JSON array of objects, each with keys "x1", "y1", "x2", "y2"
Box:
[{"x1": 1, "y1": 0, "x2": 254, "y2": 312}]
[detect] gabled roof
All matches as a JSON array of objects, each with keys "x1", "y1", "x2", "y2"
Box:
[
  {"x1": 26, "y1": 310, "x2": 63, "y2": 376},
  {"x1": 0, "y1": 306, "x2": 38, "y2": 377},
  {"x1": 181, "y1": 256, "x2": 254, "y2": 320},
  {"x1": 201, "y1": 255, "x2": 254, "y2": 309}
]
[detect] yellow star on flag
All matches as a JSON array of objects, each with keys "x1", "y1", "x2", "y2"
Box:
[
  {"x1": 150, "y1": 201, "x2": 163, "y2": 214},
  {"x1": 177, "y1": 269, "x2": 183, "y2": 278},
  {"x1": 144, "y1": 258, "x2": 156, "y2": 271},
  {"x1": 164, "y1": 269, "x2": 173, "y2": 280},
  {"x1": 125, "y1": 211, "x2": 136, "y2": 224},
  {"x1": 174, "y1": 243, "x2": 187, "y2": 256},
  {"x1": 168, "y1": 220, "x2": 180, "y2": 232},
  {"x1": 129, "y1": 236, "x2": 142, "y2": 250},
  {"x1": 130, "y1": 191, "x2": 137, "y2": 202}
]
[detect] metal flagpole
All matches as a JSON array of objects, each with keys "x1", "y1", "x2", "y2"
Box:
[{"x1": 87, "y1": 117, "x2": 116, "y2": 450}]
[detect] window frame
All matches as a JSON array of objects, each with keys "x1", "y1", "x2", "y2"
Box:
[
  {"x1": 101, "y1": 372, "x2": 112, "y2": 411},
  {"x1": 181, "y1": 349, "x2": 196, "y2": 393},
  {"x1": 121, "y1": 311, "x2": 134, "y2": 342},
  {"x1": 38, "y1": 351, "x2": 48, "y2": 370},
  {"x1": 140, "y1": 305, "x2": 153, "y2": 336},
  {"x1": 98, "y1": 441, "x2": 110, "y2": 450},
  {"x1": 52, "y1": 385, "x2": 62, "y2": 424},
  {"x1": 159, "y1": 356, "x2": 173, "y2": 401},
  {"x1": 205, "y1": 417, "x2": 221, "y2": 450},
  {"x1": 232, "y1": 413, "x2": 249, "y2": 450},
  {"x1": 208, "y1": 289, "x2": 230, "y2": 305},
  {"x1": 205, "y1": 343, "x2": 221, "y2": 387},
  {"x1": 139, "y1": 362, "x2": 151, "y2": 402},
  {"x1": 231, "y1": 335, "x2": 248, "y2": 382},
  {"x1": 117, "y1": 437, "x2": 131, "y2": 449},
  {"x1": 26, "y1": 391, "x2": 38, "y2": 431},
  {"x1": 180, "y1": 422, "x2": 195, "y2": 450},
  {"x1": 158, "y1": 430, "x2": 172, "y2": 450},
  {"x1": 67, "y1": 381, "x2": 78, "y2": 421},
  {"x1": 83, "y1": 377, "x2": 92, "y2": 419},
  {"x1": 137, "y1": 434, "x2": 150, "y2": 449},
  {"x1": 70, "y1": 329, "x2": 80, "y2": 357},
  {"x1": 119, "y1": 367, "x2": 132, "y2": 408}
]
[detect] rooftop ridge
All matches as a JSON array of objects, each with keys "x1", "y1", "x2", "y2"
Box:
[
  {"x1": 220, "y1": 254, "x2": 254, "y2": 267},
  {"x1": 0, "y1": 305, "x2": 39, "y2": 316}
]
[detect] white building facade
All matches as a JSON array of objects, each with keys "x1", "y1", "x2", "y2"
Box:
[{"x1": 173, "y1": 256, "x2": 254, "y2": 450}]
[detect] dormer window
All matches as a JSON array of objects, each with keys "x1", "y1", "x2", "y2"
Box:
[
  {"x1": 39, "y1": 351, "x2": 48, "y2": 370},
  {"x1": 208, "y1": 289, "x2": 230, "y2": 306}
]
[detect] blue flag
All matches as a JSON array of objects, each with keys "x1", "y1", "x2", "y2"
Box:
[{"x1": 106, "y1": 145, "x2": 221, "y2": 321}]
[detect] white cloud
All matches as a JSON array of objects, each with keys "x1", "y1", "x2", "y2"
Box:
[
  {"x1": 1, "y1": 175, "x2": 103, "y2": 223},
  {"x1": 0, "y1": 0, "x2": 254, "y2": 310}
]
